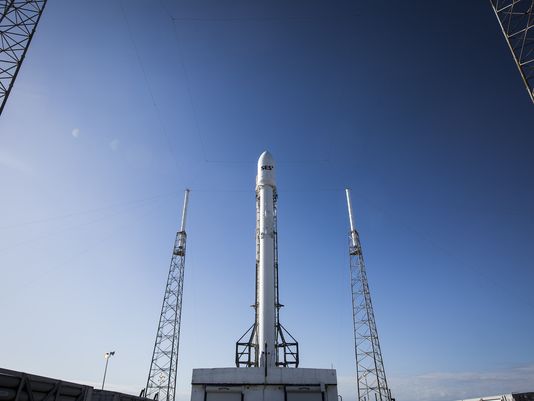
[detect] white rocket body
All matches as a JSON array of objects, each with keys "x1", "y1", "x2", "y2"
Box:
[{"x1": 256, "y1": 151, "x2": 276, "y2": 368}]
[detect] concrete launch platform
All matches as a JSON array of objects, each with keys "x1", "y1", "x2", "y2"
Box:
[{"x1": 190, "y1": 367, "x2": 338, "y2": 401}]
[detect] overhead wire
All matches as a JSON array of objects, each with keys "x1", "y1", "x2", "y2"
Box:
[
  {"x1": 0, "y1": 190, "x2": 180, "y2": 230},
  {"x1": 0, "y1": 192, "x2": 175, "y2": 254},
  {"x1": 116, "y1": 5, "x2": 532, "y2": 314},
  {"x1": 0, "y1": 187, "x2": 342, "y2": 233},
  {"x1": 194, "y1": 158, "x2": 331, "y2": 164},
  {"x1": 167, "y1": 15, "x2": 360, "y2": 22},
  {"x1": 351, "y1": 189, "x2": 534, "y2": 311},
  {"x1": 24, "y1": 200, "x2": 165, "y2": 288},
  {"x1": 121, "y1": 1, "x2": 362, "y2": 168},
  {"x1": 158, "y1": 1, "x2": 333, "y2": 166},
  {"x1": 158, "y1": 0, "x2": 209, "y2": 162},
  {"x1": 118, "y1": 0, "x2": 182, "y2": 173}
]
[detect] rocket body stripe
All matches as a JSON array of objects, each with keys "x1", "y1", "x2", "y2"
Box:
[{"x1": 256, "y1": 151, "x2": 276, "y2": 368}]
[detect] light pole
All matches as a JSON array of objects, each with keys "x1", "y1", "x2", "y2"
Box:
[{"x1": 101, "y1": 351, "x2": 115, "y2": 390}]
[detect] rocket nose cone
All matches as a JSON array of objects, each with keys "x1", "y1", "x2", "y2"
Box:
[
  {"x1": 257, "y1": 151, "x2": 276, "y2": 187},
  {"x1": 258, "y1": 151, "x2": 274, "y2": 169}
]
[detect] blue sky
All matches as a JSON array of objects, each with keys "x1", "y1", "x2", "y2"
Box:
[{"x1": 1, "y1": 1, "x2": 534, "y2": 400}]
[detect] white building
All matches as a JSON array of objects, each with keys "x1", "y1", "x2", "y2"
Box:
[{"x1": 190, "y1": 367, "x2": 338, "y2": 401}]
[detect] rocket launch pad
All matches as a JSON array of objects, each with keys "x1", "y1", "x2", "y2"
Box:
[{"x1": 190, "y1": 151, "x2": 338, "y2": 401}]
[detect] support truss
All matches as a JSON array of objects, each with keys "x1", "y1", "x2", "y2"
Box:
[
  {"x1": 146, "y1": 190, "x2": 190, "y2": 401},
  {"x1": 490, "y1": 0, "x2": 534, "y2": 103},
  {"x1": 345, "y1": 189, "x2": 392, "y2": 401},
  {"x1": 0, "y1": 0, "x2": 47, "y2": 116}
]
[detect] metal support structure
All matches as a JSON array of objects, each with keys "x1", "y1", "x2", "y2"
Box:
[
  {"x1": 0, "y1": 368, "x2": 91, "y2": 401},
  {"x1": 236, "y1": 186, "x2": 298, "y2": 368},
  {"x1": 146, "y1": 190, "x2": 190, "y2": 401},
  {"x1": 345, "y1": 189, "x2": 392, "y2": 401},
  {"x1": 490, "y1": 0, "x2": 534, "y2": 103},
  {"x1": 0, "y1": 0, "x2": 47, "y2": 116},
  {"x1": 1, "y1": 367, "x2": 152, "y2": 401}
]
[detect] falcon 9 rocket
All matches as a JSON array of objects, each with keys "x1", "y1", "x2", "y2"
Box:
[
  {"x1": 235, "y1": 151, "x2": 299, "y2": 369},
  {"x1": 256, "y1": 151, "x2": 277, "y2": 368}
]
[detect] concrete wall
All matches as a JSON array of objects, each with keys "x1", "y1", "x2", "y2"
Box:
[{"x1": 190, "y1": 367, "x2": 337, "y2": 401}]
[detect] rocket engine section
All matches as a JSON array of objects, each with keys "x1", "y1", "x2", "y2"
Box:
[{"x1": 235, "y1": 151, "x2": 299, "y2": 369}]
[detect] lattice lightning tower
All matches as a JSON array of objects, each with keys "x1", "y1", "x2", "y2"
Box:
[
  {"x1": 345, "y1": 189, "x2": 393, "y2": 401},
  {"x1": 490, "y1": 0, "x2": 534, "y2": 103},
  {"x1": 146, "y1": 189, "x2": 190, "y2": 401},
  {"x1": 0, "y1": 0, "x2": 47, "y2": 116}
]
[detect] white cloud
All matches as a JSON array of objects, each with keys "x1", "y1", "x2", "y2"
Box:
[
  {"x1": 109, "y1": 139, "x2": 120, "y2": 151},
  {"x1": 72, "y1": 128, "x2": 80, "y2": 138},
  {"x1": 336, "y1": 365, "x2": 534, "y2": 401},
  {"x1": 0, "y1": 150, "x2": 32, "y2": 174},
  {"x1": 385, "y1": 364, "x2": 534, "y2": 401}
]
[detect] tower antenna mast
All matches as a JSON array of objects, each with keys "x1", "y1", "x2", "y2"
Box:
[
  {"x1": 146, "y1": 189, "x2": 190, "y2": 401},
  {"x1": 345, "y1": 189, "x2": 392, "y2": 401}
]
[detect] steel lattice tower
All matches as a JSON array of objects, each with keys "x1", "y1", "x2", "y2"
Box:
[
  {"x1": 490, "y1": 0, "x2": 534, "y2": 103},
  {"x1": 345, "y1": 189, "x2": 392, "y2": 401},
  {"x1": 146, "y1": 190, "x2": 190, "y2": 401},
  {"x1": 0, "y1": 0, "x2": 47, "y2": 116}
]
